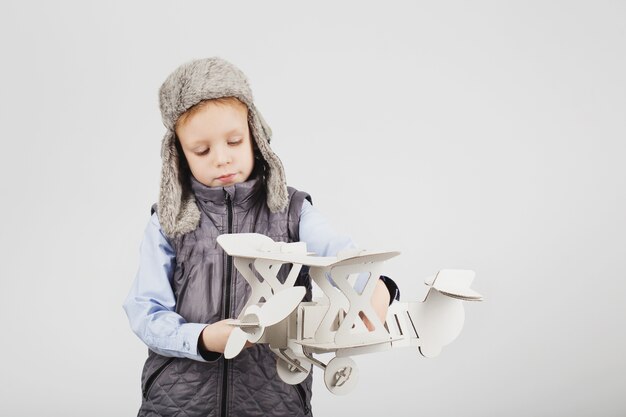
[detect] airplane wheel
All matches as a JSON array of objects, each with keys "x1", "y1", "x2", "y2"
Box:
[
  {"x1": 276, "y1": 357, "x2": 311, "y2": 385},
  {"x1": 323, "y1": 357, "x2": 359, "y2": 395}
]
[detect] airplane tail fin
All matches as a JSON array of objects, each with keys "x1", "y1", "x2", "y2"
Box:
[{"x1": 425, "y1": 269, "x2": 483, "y2": 301}]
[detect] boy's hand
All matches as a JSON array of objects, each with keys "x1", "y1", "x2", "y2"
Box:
[
  {"x1": 360, "y1": 278, "x2": 391, "y2": 331},
  {"x1": 200, "y1": 319, "x2": 253, "y2": 354}
]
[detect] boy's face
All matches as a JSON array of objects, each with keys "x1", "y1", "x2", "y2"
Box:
[{"x1": 176, "y1": 100, "x2": 255, "y2": 188}]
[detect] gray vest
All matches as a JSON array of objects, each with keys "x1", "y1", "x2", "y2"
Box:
[{"x1": 138, "y1": 175, "x2": 313, "y2": 417}]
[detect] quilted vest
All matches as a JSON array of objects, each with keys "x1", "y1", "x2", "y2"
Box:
[{"x1": 138, "y1": 175, "x2": 313, "y2": 417}]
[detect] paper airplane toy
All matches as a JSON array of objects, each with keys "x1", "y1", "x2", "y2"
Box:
[{"x1": 217, "y1": 233, "x2": 482, "y2": 395}]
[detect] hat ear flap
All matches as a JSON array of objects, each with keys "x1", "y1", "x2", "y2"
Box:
[
  {"x1": 248, "y1": 105, "x2": 288, "y2": 213},
  {"x1": 158, "y1": 131, "x2": 201, "y2": 238},
  {"x1": 255, "y1": 105, "x2": 273, "y2": 140}
]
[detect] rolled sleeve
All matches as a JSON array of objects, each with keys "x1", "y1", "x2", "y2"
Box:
[
  {"x1": 300, "y1": 200, "x2": 400, "y2": 302},
  {"x1": 122, "y1": 213, "x2": 214, "y2": 363},
  {"x1": 298, "y1": 199, "x2": 358, "y2": 257}
]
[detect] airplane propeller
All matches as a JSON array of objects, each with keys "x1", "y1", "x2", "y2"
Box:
[{"x1": 224, "y1": 286, "x2": 306, "y2": 359}]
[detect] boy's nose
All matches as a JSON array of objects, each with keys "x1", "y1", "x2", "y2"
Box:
[{"x1": 214, "y1": 146, "x2": 232, "y2": 166}]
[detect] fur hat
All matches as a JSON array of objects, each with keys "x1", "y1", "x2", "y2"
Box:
[{"x1": 157, "y1": 57, "x2": 288, "y2": 239}]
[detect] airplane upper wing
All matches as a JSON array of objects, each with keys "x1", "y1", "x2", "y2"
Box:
[{"x1": 217, "y1": 233, "x2": 400, "y2": 267}]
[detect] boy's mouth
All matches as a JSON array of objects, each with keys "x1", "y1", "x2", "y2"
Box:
[{"x1": 217, "y1": 173, "x2": 236, "y2": 182}]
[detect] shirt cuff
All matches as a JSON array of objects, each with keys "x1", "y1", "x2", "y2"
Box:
[
  {"x1": 178, "y1": 323, "x2": 221, "y2": 362},
  {"x1": 197, "y1": 329, "x2": 222, "y2": 362},
  {"x1": 379, "y1": 275, "x2": 400, "y2": 305}
]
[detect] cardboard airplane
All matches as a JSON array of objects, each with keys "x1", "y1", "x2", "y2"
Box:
[{"x1": 217, "y1": 233, "x2": 482, "y2": 395}]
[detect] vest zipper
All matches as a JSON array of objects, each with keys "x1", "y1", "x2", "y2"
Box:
[
  {"x1": 142, "y1": 357, "x2": 175, "y2": 399},
  {"x1": 221, "y1": 193, "x2": 234, "y2": 417},
  {"x1": 295, "y1": 383, "x2": 310, "y2": 415}
]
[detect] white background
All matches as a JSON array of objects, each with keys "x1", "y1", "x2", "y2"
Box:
[{"x1": 1, "y1": 1, "x2": 625, "y2": 416}]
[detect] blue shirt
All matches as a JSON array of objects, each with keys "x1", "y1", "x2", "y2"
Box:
[{"x1": 123, "y1": 200, "x2": 367, "y2": 362}]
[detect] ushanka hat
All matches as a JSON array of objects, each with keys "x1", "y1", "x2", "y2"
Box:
[{"x1": 157, "y1": 57, "x2": 288, "y2": 239}]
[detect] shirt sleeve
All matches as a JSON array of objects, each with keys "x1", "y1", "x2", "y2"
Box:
[
  {"x1": 299, "y1": 199, "x2": 400, "y2": 304},
  {"x1": 298, "y1": 199, "x2": 359, "y2": 258},
  {"x1": 122, "y1": 213, "x2": 219, "y2": 362},
  {"x1": 299, "y1": 200, "x2": 395, "y2": 298}
]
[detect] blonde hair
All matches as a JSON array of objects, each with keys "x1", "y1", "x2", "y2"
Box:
[{"x1": 174, "y1": 96, "x2": 247, "y2": 131}]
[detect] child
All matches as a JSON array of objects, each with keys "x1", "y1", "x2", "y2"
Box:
[{"x1": 123, "y1": 57, "x2": 400, "y2": 417}]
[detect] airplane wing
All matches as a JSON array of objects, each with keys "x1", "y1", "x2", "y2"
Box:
[{"x1": 217, "y1": 233, "x2": 400, "y2": 267}]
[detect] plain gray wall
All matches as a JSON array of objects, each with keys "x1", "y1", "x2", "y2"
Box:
[{"x1": 1, "y1": 1, "x2": 624, "y2": 416}]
